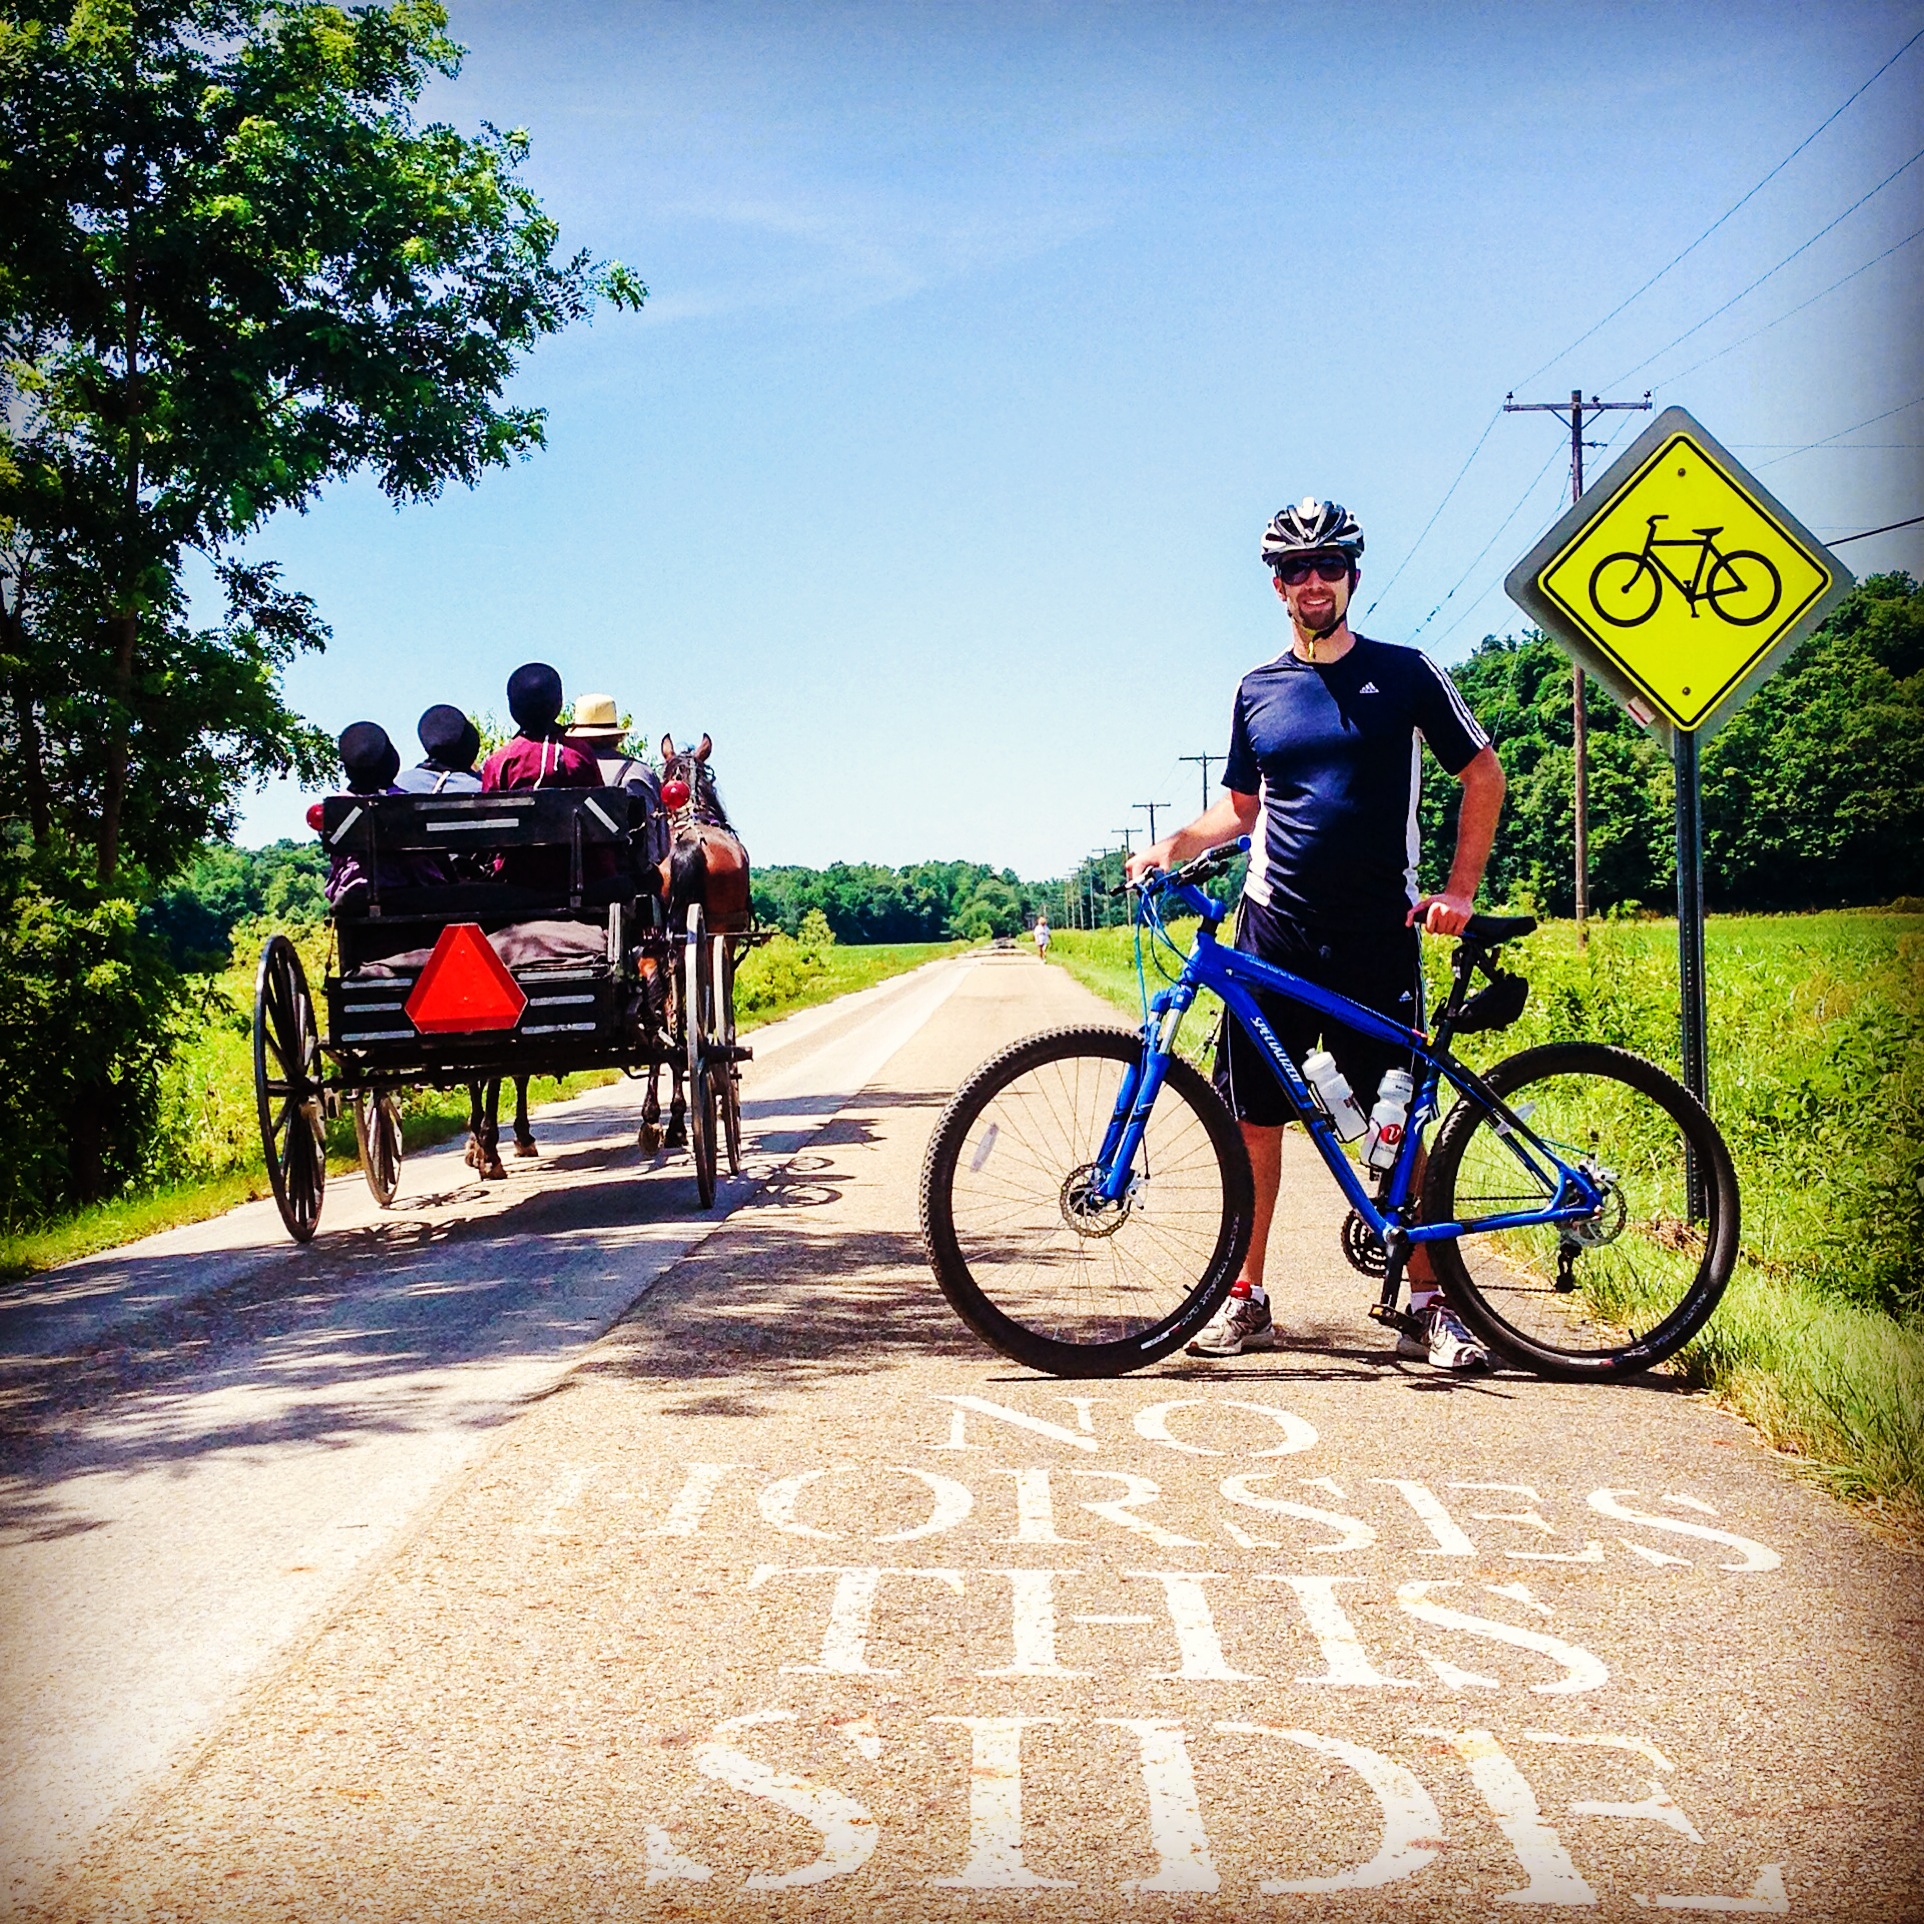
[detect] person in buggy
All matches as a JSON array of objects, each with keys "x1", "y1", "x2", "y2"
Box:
[
  {"x1": 395, "y1": 704, "x2": 483, "y2": 794},
  {"x1": 323, "y1": 722, "x2": 445, "y2": 912}
]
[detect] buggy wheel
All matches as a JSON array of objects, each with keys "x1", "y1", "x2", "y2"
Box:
[
  {"x1": 713, "y1": 932, "x2": 742, "y2": 1176},
  {"x1": 353, "y1": 1089, "x2": 404, "y2": 1207},
  {"x1": 682, "y1": 903, "x2": 718, "y2": 1208},
  {"x1": 253, "y1": 935, "x2": 326, "y2": 1243}
]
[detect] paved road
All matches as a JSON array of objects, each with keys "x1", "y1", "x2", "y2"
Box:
[{"x1": 3, "y1": 952, "x2": 1919, "y2": 1920}]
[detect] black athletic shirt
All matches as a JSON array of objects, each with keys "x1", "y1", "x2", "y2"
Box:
[{"x1": 1221, "y1": 635, "x2": 1489, "y2": 933}]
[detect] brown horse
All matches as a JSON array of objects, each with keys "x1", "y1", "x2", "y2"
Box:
[{"x1": 639, "y1": 733, "x2": 751, "y2": 1153}]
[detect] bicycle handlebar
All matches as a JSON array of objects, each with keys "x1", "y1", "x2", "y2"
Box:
[{"x1": 1110, "y1": 837, "x2": 1249, "y2": 897}]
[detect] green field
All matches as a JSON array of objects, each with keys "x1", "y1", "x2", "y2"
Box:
[
  {"x1": 1048, "y1": 909, "x2": 1924, "y2": 1533},
  {"x1": 0, "y1": 925, "x2": 958, "y2": 1280}
]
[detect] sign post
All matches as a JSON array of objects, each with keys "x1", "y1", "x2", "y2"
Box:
[{"x1": 1505, "y1": 406, "x2": 1854, "y2": 1216}]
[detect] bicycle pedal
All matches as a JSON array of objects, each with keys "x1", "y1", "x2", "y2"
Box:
[{"x1": 1368, "y1": 1304, "x2": 1422, "y2": 1337}]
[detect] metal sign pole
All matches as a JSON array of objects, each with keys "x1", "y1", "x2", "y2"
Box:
[{"x1": 1673, "y1": 727, "x2": 1709, "y2": 1220}]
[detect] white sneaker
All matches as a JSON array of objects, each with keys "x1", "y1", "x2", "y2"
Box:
[
  {"x1": 1396, "y1": 1302, "x2": 1491, "y2": 1371},
  {"x1": 1187, "y1": 1293, "x2": 1279, "y2": 1357}
]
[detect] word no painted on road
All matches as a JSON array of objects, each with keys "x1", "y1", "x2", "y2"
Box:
[{"x1": 1505, "y1": 406, "x2": 1853, "y2": 740}]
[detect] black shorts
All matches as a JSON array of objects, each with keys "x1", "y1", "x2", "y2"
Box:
[{"x1": 1211, "y1": 896, "x2": 1421, "y2": 1128}]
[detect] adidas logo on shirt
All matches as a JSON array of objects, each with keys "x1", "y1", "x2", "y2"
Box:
[{"x1": 1358, "y1": 681, "x2": 1381, "y2": 694}]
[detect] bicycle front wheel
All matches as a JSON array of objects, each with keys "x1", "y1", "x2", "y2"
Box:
[
  {"x1": 920, "y1": 1026, "x2": 1252, "y2": 1377},
  {"x1": 1424, "y1": 1043, "x2": 1739, "y2": 1378}
]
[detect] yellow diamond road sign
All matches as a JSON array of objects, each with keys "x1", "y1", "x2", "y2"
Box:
[{"x1": 1505, "y1": 407, "x2": 1853, "y2": 740}]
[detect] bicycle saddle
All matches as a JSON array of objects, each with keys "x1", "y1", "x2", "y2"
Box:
[{"x1": 1462, "y1": 912, "x2": 1537, "y2": 945}]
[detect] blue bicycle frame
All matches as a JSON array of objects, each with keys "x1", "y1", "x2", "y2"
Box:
[{"x1": 1086, "y1": 865, "x2": 1605, "y2": 1277}]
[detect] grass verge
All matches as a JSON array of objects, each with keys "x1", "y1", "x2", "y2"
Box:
[
  {"x1": 0, "y1": 933, "x2": 959, "y2": 1284},
  {"x1": 1046, "y1": 911, "x2": 1924, "y2": 1537}
]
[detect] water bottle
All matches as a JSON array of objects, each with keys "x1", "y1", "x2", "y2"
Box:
[
  {"x1": 1302, "y1": 1050, "x2": 1367, "y2": 1141},
  {"x1": 1363, "y1": 1068, "x2": 1415, "y2": 1171}
]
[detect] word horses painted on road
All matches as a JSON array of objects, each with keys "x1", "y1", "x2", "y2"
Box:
[{"x1": 552, "y1": 1389, "x2": 1791, "y2": 1909}]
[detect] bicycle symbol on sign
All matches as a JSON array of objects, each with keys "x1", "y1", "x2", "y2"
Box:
[{"x1": 1586, "y1": 515, "x2": 1783, "y2": 630}]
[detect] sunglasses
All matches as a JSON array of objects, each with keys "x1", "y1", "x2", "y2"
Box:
[{"x1": 1275, "y1": 555, "x2": 1352, "y2": 586}]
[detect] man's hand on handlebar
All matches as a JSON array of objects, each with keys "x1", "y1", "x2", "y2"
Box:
[
  {"x1": 1408, "y1": 888, "x2": 1476, "y2": 936},
  {"x1": 1125, "y1": 840, "x2": 1176, "y2": 886}
]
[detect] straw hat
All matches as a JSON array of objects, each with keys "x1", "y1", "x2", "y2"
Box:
[{"x1": 568, "y1": 692, "x2": 625, "y2": 742}]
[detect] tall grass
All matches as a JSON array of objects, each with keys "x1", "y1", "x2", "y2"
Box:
[{"x1": 1048, "y1": 909, "x2": 1924, "y2": 1534}]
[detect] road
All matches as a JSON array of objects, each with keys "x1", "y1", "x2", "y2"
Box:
[{"x1": 2, "y1": 950, "x2": 1918, "y2": 1921}]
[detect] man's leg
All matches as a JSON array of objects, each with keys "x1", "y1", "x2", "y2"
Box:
[{"x1": 1238, "y1": 1121, "x2": 1284, "y2": 1290}]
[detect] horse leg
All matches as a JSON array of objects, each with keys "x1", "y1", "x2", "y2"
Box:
[
  {"x1": 638, "y1": 1062, "x2": 663, "y2": 1153},
  {"x1": 466, "y1": 1081, "x2": 485, "y2": 1169},
  {"x1": 478, "y1": 1077, "x2": 506, "y2": 1181},
  {"x1": 665, "y1": 1059, "x2": 687, "y2": 1150},
  {"x1": 512, "y1": 1074, "x2": 537, "y2": 1157}
]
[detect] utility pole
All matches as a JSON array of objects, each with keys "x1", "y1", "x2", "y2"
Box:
[
  {"x1": 1178, "y1": 753, "x2": 1223, "y2": 815},
  {"x1": 1504, "y1": 387, "x2": 1650, "y2": 944},
  {"x1": 1134, "y1": 799, "x2": 1168, "y2": 848},
  {"x1": 1111, "y1": 826, "x2": 1134, "y2": 856}
]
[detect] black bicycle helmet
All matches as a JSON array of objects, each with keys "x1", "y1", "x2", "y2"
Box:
[{"x1": 1261, "y1": 498, "x2": 1365, "y2": 570}]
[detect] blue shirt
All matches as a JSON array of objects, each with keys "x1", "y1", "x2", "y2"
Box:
[
  {"x1": 395, "y1": 764, "x2": 482, "y2": 794},
  {"x1": 1221, "y1": 635, "x2": 1489, "y2": 932}
]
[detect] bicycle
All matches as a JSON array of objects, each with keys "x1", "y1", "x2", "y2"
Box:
[
  {"x1": 1587, "y1": 514, "x2": 1782, "y2": 629},
  {"x1": 920, "y1": 841, "x2": 1738, "y2": 1380}
]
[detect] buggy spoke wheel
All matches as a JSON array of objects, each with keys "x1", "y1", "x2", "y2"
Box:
[
  {"x1": 353, "y1": 1089, "x2": 404, "y2": 1207},
  {"x1": 682, "y1": 903, "x2": 717, "y2": 1207},
  {"x1": 712, "y1": 932, "x2": 742, "y2": 1176},
  {"x1": 253, "y1": 935, "x2": 326, "y2": 1243}
]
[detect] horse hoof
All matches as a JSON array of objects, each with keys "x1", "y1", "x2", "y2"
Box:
[
  {"x1": 481, "y1": 1157, "x2": 507, "y2": 1182},
  {"x1": 513, "y1": 1139, "x2": 538, "y2": 1159},
  {"x1": 637, "y1": 1125, "x2": 662, "y2": 1154},
  {"x1": 664, "y1": 1126, "x2": 687, "y2": 1151},
  {"x1": 464, "y1": 1139, "x2": 482, "y2": 1169}
]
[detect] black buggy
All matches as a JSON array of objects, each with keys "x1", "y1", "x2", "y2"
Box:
[{"x1": 251, "y1": 787, "x2": 762, "y2": 1243}]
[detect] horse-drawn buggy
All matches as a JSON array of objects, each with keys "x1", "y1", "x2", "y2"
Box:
[{"x1": 251, "y1": 738, "x2": 763, "y2": 1244}]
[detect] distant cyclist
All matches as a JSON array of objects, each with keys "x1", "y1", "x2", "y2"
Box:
[{"x1": 1126, "y1": 498, "x2": 1508, "y2": 1370}]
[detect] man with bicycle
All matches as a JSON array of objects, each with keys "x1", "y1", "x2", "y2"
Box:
[{"x1": 1126, "y1": 498, "x2": 1507, "y2": 1369}]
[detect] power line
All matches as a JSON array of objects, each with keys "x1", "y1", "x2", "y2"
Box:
[
  {"x1": 1515, "y1": 23, "x2": 1924, "y2": 388},
  {"x1": 1360, "y1": 406, "x2": 1503, "y2": 619},
  {"x1": 1406, "y1": 439, "x2": 1566, "y2": 642},
  {"x1": 1654, "y1": 220, "x2": 1924, "y2": 389},
  {"x1": 1830, "y1": 512, "x2": 1924, "y2": 544},
  {"x1": 1756, "y1": 392, "x2": 1924, "y2": 468},
  {"x1": 1611, "y1": 141, "x2": 1924, "y2": 386}
]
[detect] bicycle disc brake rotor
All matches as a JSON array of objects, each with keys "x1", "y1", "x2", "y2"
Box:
[
  {"x1": 1563, "y1": 1161, "x2": 1628, "y2": 1249},
  {"x1": 1060, "y1": 1163, "x2": 1134, "y2": 1239}
]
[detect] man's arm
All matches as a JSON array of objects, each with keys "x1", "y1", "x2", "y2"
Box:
[
  {"x1": 1407, "y1": 744, "x2": 1505, "y2": 935},
  {"x1": 1125, "y1": 790, "x2": 1260, "y2": 882}
]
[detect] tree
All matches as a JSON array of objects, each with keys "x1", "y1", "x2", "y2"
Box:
[
  {"x1": 0, "y1": 0, "x2": 644, "y2": 887},
  {"x1": 0, "y1": 0, "x2": 641, "y2": 1214}
]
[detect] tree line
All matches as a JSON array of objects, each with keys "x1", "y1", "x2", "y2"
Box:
[{"x1": 1416, "y1": 572, "x2": 1922, "y2": 915}]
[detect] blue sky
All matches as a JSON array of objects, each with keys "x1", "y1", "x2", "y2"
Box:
[{"x1": 231, "y1": 0, "x2": 1924, "y2": 875}]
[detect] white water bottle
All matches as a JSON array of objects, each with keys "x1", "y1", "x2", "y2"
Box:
[
  {"x1": 1363, "y1": 1068, "x2": 1415, "y2": 1171},
  {"x1": 1302, "y1": 1050, "x2": 1367, "y2": 1141}
]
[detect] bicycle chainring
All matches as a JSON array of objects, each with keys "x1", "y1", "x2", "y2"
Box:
[{"x1": 1340, "y1": 1208, "x2": 1389, "y2": 1277}]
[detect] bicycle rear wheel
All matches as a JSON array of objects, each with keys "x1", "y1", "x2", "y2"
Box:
[
  {"x1": 920, "y1": 1026, "x2": 1252, "y2": 1377},
  {"x1": 1423, "y1": 1042, "x2": 1738, "y2": 1378}
]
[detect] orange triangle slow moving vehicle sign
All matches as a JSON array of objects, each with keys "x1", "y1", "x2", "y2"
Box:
[{"x1": 405, "y1": 924, "x2": 528, "y2": 1034}]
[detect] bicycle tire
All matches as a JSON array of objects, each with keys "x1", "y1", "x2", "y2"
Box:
[
  {"x1": 920, "y1": 1026, "x2": 1252, "y2": 1377},
  {"x1": 1587, "y1": 551, "x2": 1661, "y2": 627},
  {"x1": 1705, "y1": 548, "x2": 1782, "y2": 627},
  {"x1": 1423, "y1": 1042, "x2": 1739, "y2": 1378}
]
